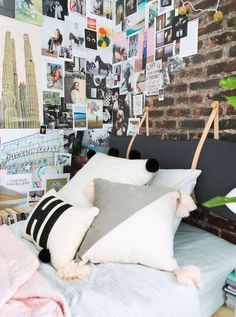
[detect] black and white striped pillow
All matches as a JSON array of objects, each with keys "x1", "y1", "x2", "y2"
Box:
[{"x1": 23, "y1": 189, "x2": 99, "y2": 270}]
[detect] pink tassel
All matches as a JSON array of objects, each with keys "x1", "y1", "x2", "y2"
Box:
[
  {"x1": 57, "y1": 261, "x2": 91, "y2": 281},
  {"x1": 173, "y1": 265, "x2": 203, "y2": 289},
  {"x1": 176, "y1": 191, "x2": 197, "y2": 218}
]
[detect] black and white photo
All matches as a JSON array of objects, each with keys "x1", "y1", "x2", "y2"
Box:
[{"x1": 172, "y1": 15, "x2": 188, "y2": 40}]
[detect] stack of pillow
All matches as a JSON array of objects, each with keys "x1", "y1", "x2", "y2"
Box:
[{"x1": 23, "y1": 152, "x2": 201, "y2": 274}]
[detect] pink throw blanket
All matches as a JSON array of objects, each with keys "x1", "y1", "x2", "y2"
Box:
[{"x1": 0, "y1": 225, "x2": 70, "y2": 317}]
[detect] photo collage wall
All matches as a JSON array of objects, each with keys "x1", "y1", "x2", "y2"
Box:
[{"x1": 0, "y1": 0, "x2": 199, "y2": 214}]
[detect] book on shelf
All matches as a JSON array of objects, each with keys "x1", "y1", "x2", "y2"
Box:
[{"x1": 0, "y1": 205, "x2": 34, "y2": 226}]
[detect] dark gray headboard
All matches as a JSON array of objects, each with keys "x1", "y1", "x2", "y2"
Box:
[{"x1": 110, "y1": 135, "x2": 236, "y2": 223}]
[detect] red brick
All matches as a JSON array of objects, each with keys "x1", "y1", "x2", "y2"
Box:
[
  {"x1": 179, "y1": 119, "x2": 205, "y2": 129},
  {"x1": 167, "y1": 108, "x2": 190, "y2": 117},
  {"x1": 156, "y1": 120, "x2": 176, "y2": 129}
]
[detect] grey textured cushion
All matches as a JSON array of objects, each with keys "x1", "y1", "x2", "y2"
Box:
[{"x1": 77, "y1": 178, "x2": 174, "y2": 257}]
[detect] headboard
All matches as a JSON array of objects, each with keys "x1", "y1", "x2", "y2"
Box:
[{"x1": 110, "y1": 135, "x2": 236, "y2": 223}]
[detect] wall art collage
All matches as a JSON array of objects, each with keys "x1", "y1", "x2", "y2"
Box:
[{"x1": 0, "y1": 0, "x2": 199, "y2": 213}]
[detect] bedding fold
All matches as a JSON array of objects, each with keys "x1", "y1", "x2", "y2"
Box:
[{"x1": 0, "y1": 225, "x2": 70, "y2": 317}]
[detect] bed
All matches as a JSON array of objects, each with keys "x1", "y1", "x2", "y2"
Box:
[
  {"x1": 10, "y1": 219, "x2": 236, "y2": 317},
  {"x1": 3, "y1": 131, "x2": 236, "y2": 317}
]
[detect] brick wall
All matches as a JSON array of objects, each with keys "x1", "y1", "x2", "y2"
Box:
[
  {"x1": 147, "y1": 0, "x2": 236, "y2": 141},
  {"x1": 147, "y1": 0, "x2": 236, "y2": 242}
]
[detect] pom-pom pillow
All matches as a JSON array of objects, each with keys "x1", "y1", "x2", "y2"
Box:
[
  {"x1": 59, "y1": 153, "x2": 157, "y2": 207},
  {"x1": 22, "y1": 189, "x2": 99, "y2": 270},
  {"x1": 77, "y1": 178, "x2": 196, "y2": 271}
]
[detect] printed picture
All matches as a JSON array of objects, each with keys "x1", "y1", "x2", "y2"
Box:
[
  {"x1": 156, "y1": 30, "x2": 164, "y2": 48},
  {"x1": 168, "y1": 55, "x2": 185, "y2": 73},
  {"x1": 135, "y1": 27, "x2": 155, "y2": 72},
  {"x1": 120, "y1": 59, "x2": 135, "y2": 95},
  {"x1": 97, "y1": 26, "x2": 112, "y2": 48},
  {"x1": 155, "y1": 47, "x2": 164, "y2": 60},
  {"x1": 87, "y1": 17, "x2": 96, "y2": 29},
  {"x1": 54, "y1": 153, "x2": 72, "y2": 166},
  {"x1": 125, "y1": 0, "x2": 137, "y2": 17},
  {"x1": 85, "y1": 29, "x2": 97, "y2": 50},
  {"x1": 15, "y1": 0, "x2": 43, "y2": 25},
  {"x1": 127, "y1": 117, "x2": 140, "y2": 136},
  {"x1": 91, "y1": 0, "x2": 112, "y2": 19},
  {"x1": 112, "y1": 88, "x2": 131, "y2": 136},
  {"x1": 42, "y1": 0, "x2": 68, "y2": 20},
  {"x1": 43, "y1": 173, "x2": 70, "y2": 192},
  {"x1": 32, "y1": 164, "x2": 59, "y2": 188},
  {"x1": 116, "y1": 0, "x2": 124, "y2": 25},
  {"x1": 161, "y1": 0, "x2": 171, "y2": 7},
  {"x1": 156, "y1": 14, "x2": 165, "y2": 31},
  {"x1": 134, "y1": 70, "x2": 146, "y2": 94},
  {"x1": 64, "y1": 17, "x2": 86, "y2": 57},
  {"x1": 132, "y1": 93, "x2": 143, "y2": 116},
  {"x1": 113, "y1": 32, "x2": 128, "y2": 63},
  {"x1": 124, "y1": 7, "x2": 145, "y2": 36},
  {"x1": 163, "y1": 43, "x2": 174, "y2": 61},
  {"x1": 172, "y1": 15, "x2": 188, "y2": 40},
  {"x1": 164, "y1": 27, "x2": 173, "y2": 45},
  {"x1": 88, "y1": 124, "x2": 112, "y2": 147},
  {"x1": 72, "y1": 104, "x2": 88, "y2": 130},
  {"x1": 28, "y1": 189, "x2": 44, "y2": 204},
  {"x1": 70, "y1": 0, "x2": 86, "y2": 15},
  {"x1": 0, "y1": 16, "x2": 42, "y2": 128},
  {"x1": 46, "y1": 62, "x2": 64, "y2": 91},
  {"x1": 87, "y1": 99, "x2": 103, "y2": 129},
  {"x1": 158, "y1": 88, "x2": 165, "y2": 101},
  {"x1": 0, "y1": 0, "x2": 15, "y2": 17},
  {"x1": 64, "y1": 56, "x2": 86, "y2": 104},
  {"x1": 44, "y1": 102, "x2": 73, "y2": 129},
  {"x1": 165, "y1": 10, "x2": 175, "y2": 28},
  {"x1": 146, "y1": 0, "x2": 158, "y2": 28},
  {"x1": 42, "y1": 17, "x2": 64, "y2": 57},
  {"x1": 112, "y1": 62, "x2": 122, "y2": 88},
  {"x1": 128, "y1": 33, "x2": 139, "y2": 58},
  {"x1": 146, "y1": 61, "x2": 164, "y2": 96}
]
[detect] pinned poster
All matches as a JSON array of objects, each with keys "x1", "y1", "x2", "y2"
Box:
[{"x1": 179, "y1": 19, "x2": 199, "y2": 58}]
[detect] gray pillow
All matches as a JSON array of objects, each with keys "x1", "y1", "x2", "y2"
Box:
[{"x1": 77, "y1": 178, "x2": 174, "y2": 257}]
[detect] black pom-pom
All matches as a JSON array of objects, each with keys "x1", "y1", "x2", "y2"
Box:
[
  {"x1": 145, "y1": 158, "x2": 159, "y2": 173},
  {"x1": 129, "y1": 149, "x2": 141, "y2": 160},
  {"x1": 38, "y1": 248, "x2": 51, "y2": 263},
  {"x1": 108, "y1": 147, "x2": 120, "y2": 157},
  {"x1": 87, "y1": 149, "x2": 96, "y2": 159}
]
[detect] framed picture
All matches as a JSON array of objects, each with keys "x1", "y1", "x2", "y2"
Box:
[
  {"x1": 42, "y1": 173, "x2": 70, "y2": 192},
  {"x1": 161, "y1": 0, "x2": 172, "y2": 7}
]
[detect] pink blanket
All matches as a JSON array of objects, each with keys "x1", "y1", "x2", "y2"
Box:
[{"x1": 0, "y1": 225, "x2": 70, "y2": 317}]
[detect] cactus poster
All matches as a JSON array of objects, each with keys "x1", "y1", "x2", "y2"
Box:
[{"x1": 0, "y1": 16, "x2": 42, "y2": 128}]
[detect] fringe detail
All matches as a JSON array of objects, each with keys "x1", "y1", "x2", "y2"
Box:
[
  {"x1": 176, "y1": 191, "x2": 197, "y2": 218},
  {"x1": 57, "y1": 260, "x2": 91, "y2": 281},
  {"x1": 173, "y1": 265, "x2": 203, "y2": 289}
]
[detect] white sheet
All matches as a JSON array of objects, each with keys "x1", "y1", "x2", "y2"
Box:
[{"x1": 10, "y1": 221, "x2": 236, "y2": 317}]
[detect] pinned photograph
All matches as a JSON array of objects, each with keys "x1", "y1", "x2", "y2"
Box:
[
  {"x1": 168, "y1": 55, "x2": 185, "y2": 73},
  {"x1": 135, "y1": 28, "x2": 155, "y2": 72},
  {"x1": 65, "y1": 56, "x2": 86, "y2": 104},
  {"x1": 127, "y1": 118, "x2": 140, "y2": 136},
  {"x1": 146, "y1": 61, "x2": 164, "y2": 96},
  {"x1": 120, "y1": 59, "x2": 135, "y2": 94},
  {"x1": 46, "y1": 62, "x2": 64, "y2": 91},
  {"x1": 112, "y1": 89, "x2": 131, "y2": 136},
  {"x1": 54, "y1": 153, "x2": 72, "y2": 166},
  {"x1": 69, "y1": 0, "x2": 86, "y2": 15},
  {"x1": 146, "y1": 0, "x2": 158, "y2": 28},
  {"x1": 164, "y1": 27, "x2": 173, "y2": 45},
  {"x1": 156, "y1": 30, "x2": 164, "y2": 48},
  {"x1": 125, "y1": 0, "x2": 137, "y2": 17},
  {"x1": 44, "y1": 102, "x2": 73, "y2": 129},
  {"x1": 116, "y1": 0, "x2": 124, "y2": 25},
  {"x1": 88, "y1": 124, "x2": 112, "y2": 147},
  {"x1": 58, "y1": 46, "x2": 73, "y2": 59},
  {"x1": 32, "y1": 164, "x2": 59, "y2": 188},
  {"x1": 72, "y1": 104, "x2": 88, "y2": 130},
  {"x1": 98, "y1": 26, "x2": 112, "y2": 49},
  {"x1": 85, "y1": 29, "x2": 97, "y2": 50},
  {"x1": 87, "y1": 99, "x2": 103, "y2": 129},
  {"x1": 87, "y1": 17, "x2": 96, "y2": 30},
  {"x1": 125, "y1": 7, "x2": 145, "y2": 36},
  {"x1": 91, "y1": 0, "x2": 112, "y2": 19},
  {"x1": 165, "y1": 10, "x2": 175, "y2": 28},
  {"x1": 42, "y1": 0, "x2": 68, "y2": 20},
  {"x1": 158, "y1": 88, "x2": 165, "y2": 101},
  {"x1": 28, "y1": 189, "x2": 44, "y2": 204},
  {"x1": 132, "y1": 93, "x2": 144, "y2": 116},
  {"x1": 161, "y1": 0, "x2": 172, "y2": 7},
  {"x1": 134, "y1": 71, "x2": 146, "y2": 94},
  {"x1": 42, "y1": 173, "x2": 70, "y2": 192},
  {"x1": 113, "y1": 32, "x2": 128, "y2": 63},
  {"x1": 112, "y1": 62, "x2": 122, "y2": 88},
  {"x1": 0, "y1": 16, "x2": 42, "y2": 128},
  {"x1": 163, "y1": 43, "x2": 175, "y2": 61},
  {"x1": 15, "y1": 0, "x2": 43, "y2": 25},
  {"x1": 122, "y1": 17, "x2": 131, "y2": 32},
  {"x1": 155, "y1": 47, "x2": 164, "y2": 60},
  {"x1": 128, "y1": 33, "x2": 139, "y2": 58},
  {"x1": 172, "y1": 15, "x2": 188, "y2": 40},
  {"x1": 42, "y1": 17, "x2": 64, "y2": 57},
  {"x1": 156, "y1": 14, "x2": 165, "y2": 31},
  {"x1": 0, "y1": 0, "x2": 15, "y2": 17},
  {"x1": 40, "y1": 125, "x2": 47, "y2": 135}
]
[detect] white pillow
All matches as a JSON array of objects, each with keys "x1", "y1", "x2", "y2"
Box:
[
  {"x1": 149, "y1": 169, "x2": 202, "y2": 194},
  {"x1": 81, "y1": 191, "x2": 196, "y2": 271},
  {"x1": 59, "y1": 153, "x2": 155, "y2": 207},
  {"x1": 22, "y1": 189, "x2": 99, "y2": 270}
]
